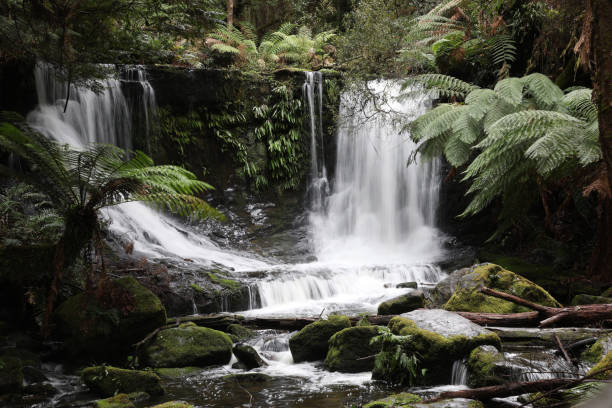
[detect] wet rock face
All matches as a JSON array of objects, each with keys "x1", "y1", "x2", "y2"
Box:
[
  {"x1": 232, "y1": 344, "x2": 267, "y2": 370},
  {"x1": 325, "y1": 326, "x2": 382, "y2": 372},
  {"x1": 54, "y1": 276, "x2": 167, "y2": 360},
  {"x1": 143, "y1": 322, "x2": 233, "y2": 368},
  {"x1": 363, "y1": 393, "x2": 484, "y2": 408},
  {"x1": 289, "y1": 315, "x2": 351, "y2": 363},
  {"x1": 81, "y1": 366, "x2": 164, "y2": 397},
  {"x1": 442, "y1": 263, "x2": 561, "y2": 313},
  {"x1": 377, "y1": 290, "x2": 425, "y2": 315}
]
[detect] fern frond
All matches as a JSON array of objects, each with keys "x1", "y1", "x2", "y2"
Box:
[
  {"x1": 403, "y1": 74, "x2": 479, "y2": 98},
  {"x1": 521, "y1": 73, "x2": 564, "y2": 109},
  {"x1": 494, "y1": 77, "x2": 523, "y2": 106}
]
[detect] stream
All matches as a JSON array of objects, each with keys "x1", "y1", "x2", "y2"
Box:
[{"x1": 24, "y1": 64, "x2": 593, "y2": 408}]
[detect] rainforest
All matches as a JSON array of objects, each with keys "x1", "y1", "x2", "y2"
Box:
[{"x1": 1, "y1": 1, "x2": 612, "y2": 407}]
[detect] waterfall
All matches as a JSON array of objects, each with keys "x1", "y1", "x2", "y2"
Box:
[
  {"x1": 26, "y1": 63, "x2": 267, "y2": 271},
  {"x1": 249, "y1": 80, "x2": 445, "y2": 315},
  {"x1": 304, "y1": 71, "x2": 329, "y2": 212},
  {"x1": 451, "y1": 360, "x2": 468, "y2": 385},
  {"x1": 310, "y1": 80, "x2": 442, "y2": 265}
]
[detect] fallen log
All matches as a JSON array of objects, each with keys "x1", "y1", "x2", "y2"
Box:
[
  {"x1": 427, "y1": 365, "x2": 612, "y2": 404},
  {"x1": 456, "y1": 287, "x2": 612, "y2": 328}
]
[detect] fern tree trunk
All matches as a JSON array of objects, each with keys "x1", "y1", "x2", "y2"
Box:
[{"x1": 591, "y1": 0, "x2": 612, "y2": 279}]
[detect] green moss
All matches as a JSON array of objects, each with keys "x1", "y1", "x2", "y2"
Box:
[
  {"x1": 289, "y1": 315, "x2": 351, "y2": 363},
  {"x1": 143, "y1": 325, "x2": 232, "y2": 368},
  {"x1": 467, "y1": 345, "x2": 507, "y2": 387},
  {"x1": 81, "y1": 366, "x2": 164, "y2": 397},
  {"x1": 207, "y1": 272, "x2": 241, "y2": 290},
  {"x1": 363, "y1": 393, "x2": 422, "y2": 408},
  {"x1": 225, "y1": 324, "x2": 253, "y2": 342},
  {"x1": 377, "y1": 292, "x2": 424, "y2": 315},
  {"x1": 325, "y1": 326, "x2": 382, "y2": 372},
  {"x1": 443, "y1": 264, "x2": 561, "y2": 313},
  {"x1": 190, "y1": 284, "x2": 204, "y2": 293},
  {"x1": 601, "y1": 287, "x2": 612, "y2": 298},
  {"x1": 95, "y1": 394, "x2": 135, "y2": 408},
  {"x1": 0, "y1": 355, "x2": 23, "y2": 394},
  {"x1": 148, "y1": 402, "x2": 194, "y2": 408},
  {"x1": 54, "y1": 277, "x2": 167, "y2": 358},
  {"x1": 581, "y1": 336, "x2": 610, "y2": 364},
  {"x1": 570, "y1": 294, "x2": 612, "y2": 306},
  {"x1": 587, "y1": 349, "x2": 612, "y2": 379}
]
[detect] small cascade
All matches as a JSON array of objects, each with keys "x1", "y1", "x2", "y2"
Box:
[
  {"x1": 451, "y1": 359, "x2": 469, "y2": 385},
  {"x1": 303, "y1": 71, "x2": 329, "y2": 212},
  {"x1": 27, "y1": 62, "x2": 267, "y2": 272},
  {"x1": 121, "y1": 66, "x2": 157, "y2": 153}
]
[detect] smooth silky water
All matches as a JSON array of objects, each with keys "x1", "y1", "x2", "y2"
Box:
[{"x1": 28, "y1": 67, "x2": 457, "y2": 407}]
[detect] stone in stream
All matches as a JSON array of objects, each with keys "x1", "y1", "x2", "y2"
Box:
[
  {"x1": 325, "y1": 326, "x2": 383, "y2": 372},
  {"x1": 232, "y1": 344, "x2": 267, "y2": 369},
  {"x1": 54, "y1": 276, "x2": 167, "y2": 359},
  {"x1": 570, "y1": 294, "x2": 612, "y2": 306},
  {"x1": 377, "y1": 290, "x2": 424, "y2": 315},
  {"x1": 397, "y1": 282, "x2": 418, "y2": 289},
  {"x1": 94, "y1": 392, "x2": 149, "y2": 408},
  {"x1": 372, "y1": 309, "x2": 501, "y2": 385},
  {"x1": 225, "y1": 324, "x2": 254, "y2": 342},
  {"x1": 81, "y1": 366, "x2": 164, "y2": 397},
  {"x1": 0, "y1": 355, "x2": 23, "y2": 394},
  {"x1": 223, "y1": 373, "x2": 273, "y2": 383},
  {"x1": 143, "y1": 322, "x2": 232, "y2": 368},
  {"x1": 289, "y1": 315, "x2": 351, "y2": 362},
  {"x1": 466, "y1": 345, "x2": 514, "y2": 387},
  {"x1": 363, "y1": 393, "x2": 484, "y2": 408},
  {"x1": 443, "y1": 263, "x2": 561, "y2": 313},
  {"x1": 148, "y1": 402, "x2": 194, "y2": 408},
  {"x1": 581, "y1": 333, "x2": 612, "y2": 364}
]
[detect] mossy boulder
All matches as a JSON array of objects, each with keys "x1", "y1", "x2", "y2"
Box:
[
  {"x1": 94, "y1": 392, "x2": 149, "y2": 408},
  {"x1": 570, "y1": 294, "x2": 612, "y2": 306},
  {"x1": 373, "y1": 310, "x2": 501, "y2": 385},
  {"x1": 325, "y1": 326, "x2": 382, "y2": 372},
  {"x1": 147, "y1": 402, "x2": 194, "y2": 408},
  {"x1": 0, "y1": 355, "x2": 23, "y2": 394},
  {"x1": 397, "y1": 282, "x2": 418, "y2": 289},
  {"x1": 443, "y1": 264, "x2": 561, "y2": 313},
  {"x1": 55, "y1": 277, "x2": 167, "y2": 359},
  {"x1": 377, "y1": 290, "x2": 424, "y2": 315},
  {"x1": 225, "y1": 324, "x2": 253, "y2": 342},
  {"x1": 466, "y1": 345, "x2": 514, "y2": 387},
  {"x1": 81, "y1": 366, "x2": 164, "y2": 397},
  {"x1": 363, "y1": 393, "x2": 422, "y2": 407},
  {"x1": 581, "y1": 334, "x2": 612, "y2": 364},
  {"x1": 587, "y1": 348, "x2": 612, "y2": 379},
  {"x1": 289, "y1": 315, "x2": 351, "y2": 363},
  {"x1": 364, "y1": 394, "x2": 483, "y2": 408},
  {"x1": 232, "y1": 344, "x2": 266, "y2": 369},
  {"x1": 143, "y1": 322, "x2": 232, "y2": 368}
]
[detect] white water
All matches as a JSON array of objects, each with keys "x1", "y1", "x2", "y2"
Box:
[
  {"x1": 27, "y1": 63, "x2": 268, "y2": 272},
  {"x1": 248, "y1": 78, "x2": 445, "y2": 315},
  {"x1": 451, "y1": 360, "x2": 468, "y2": 385}
]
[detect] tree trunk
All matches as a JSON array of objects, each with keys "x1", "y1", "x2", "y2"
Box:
[
  {"x1": 227, "y1": 0, "x2": 234, "y2": 28},
  {"x1": 590, "y1": 0, "x2": 612, "y2": 279}
]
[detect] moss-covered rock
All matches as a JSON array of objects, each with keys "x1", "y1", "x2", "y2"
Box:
[
  {"x1": 0, "y1": 355, "x2": 23, "y2": 394},
  {"x1": 570, "y1": 294, "x2": 612, "y2": 306},
  {"x1": 143, "y1": 323, "x2": 232, "y2": 368},
  {"x1": 443, "y1": 264, "x2": 561, "y2": 313},
  {"x1": 363, "y1": 393, "x2": 422, "y2": 407},
  {"x1": 225, "y1": 324, "x2": 253, "y2": 342},
  {"x1": 373, "y1": 310, "x2": 501, "y2": 385},
  {"x1": 55, "y1": 277, "x2": 167, "y2": 359},
  {"x1": 397, "y1": 282, "x2": 418, "y2": 289},
  {"x1": 232, "y1": 344, "x2": 266, "y2": 369},
  {"x1": 377, "y1": 291, "x2": 424, "y2": 315},
  {"x1": 147, "y1": 402, "x2": 194, "y2": 408},
  {"x1": 289, "y1": 315, "x2": 351, "y2": 362},
  {"x1": 154, "y1": 367, "x2": 202, "y2": 378},
  {"x1": 466, "y1": 345, "x2": 513, "y2": 387},
  {"x1": 325, "y1": 326, "x2": 382, "y2": 372},
  {"x1": 364, "y1": 394, "x2": 483, "y2": 408},
  {"x1": 81, "y1": 366, "x2": 164, "y2": 397},
  {"x1": 95, "y1": 393, "x2": 136, "y2": 408},
  {"x1": 587, "y1": 348, "x2": 612, "y2": 379},
  {"x1": 581, "y1": 334, "x2": 612, "y2": 364}
]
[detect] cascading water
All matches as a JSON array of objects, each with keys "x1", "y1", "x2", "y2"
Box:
[
  {"x1": 249, "y1": 78, "x2": 445, "y2": 315},
  {"x1": 27, "y1": 63, "x2": 267, "y2": 271}
]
